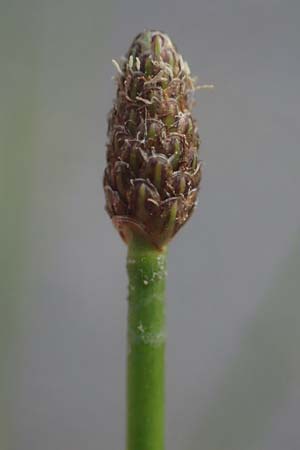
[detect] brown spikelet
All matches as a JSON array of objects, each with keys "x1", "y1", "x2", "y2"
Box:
[{"x1": 104, "y1": 30, "x2": 202, "y2": 249}]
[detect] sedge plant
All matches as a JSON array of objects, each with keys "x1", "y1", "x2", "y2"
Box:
[{"x1": 104, "y1": 30, "x2": 205, "y2": 450}]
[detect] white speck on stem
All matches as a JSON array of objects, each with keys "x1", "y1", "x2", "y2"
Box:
[
  {"x1": 127, "y1": 258, "x2": 136, "y2": 264},
  {"x1": 137, "y1": 323, "x2": 144, "y2": 333}
]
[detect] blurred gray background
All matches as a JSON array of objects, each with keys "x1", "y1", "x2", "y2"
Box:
[{"x1": 2, "y1": 0, "x2": 300, "y2": 449}]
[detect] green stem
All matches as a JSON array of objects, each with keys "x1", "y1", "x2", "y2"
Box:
[{"x1": 126, "y1": 235, "x2": 167, "y2": 450}]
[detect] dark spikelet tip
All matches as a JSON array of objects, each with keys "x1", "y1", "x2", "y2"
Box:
[{"x1": 104, "y1": 30, "x2": 203, "y2": 249}]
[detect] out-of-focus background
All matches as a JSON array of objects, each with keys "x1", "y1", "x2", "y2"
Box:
[{"x1": 2, "y1": 0, "x2": 300, "y2": 449}]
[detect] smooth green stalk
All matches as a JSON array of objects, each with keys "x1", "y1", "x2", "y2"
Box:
[{"x1": 126, "y1": 236, "x2": 167, "y2": 450}]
